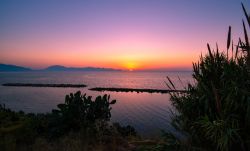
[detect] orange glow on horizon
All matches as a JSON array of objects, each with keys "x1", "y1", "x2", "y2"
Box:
[
  {"x1": 122, "y1": 62, "x2": 139, "y2": 71},
  {"x1": 1, "y1": 1, "x2": 248, "y2": 70},
  {"x1": 0, "y1": 48, "x2": 197, "y2": 70},
  {"x1": 0, "y1": 31, "x2": 199, "y2": 70}
]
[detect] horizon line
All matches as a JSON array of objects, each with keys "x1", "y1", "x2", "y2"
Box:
[{"x1": 0, "y1": 63, "x2": 192, "y2": 72}]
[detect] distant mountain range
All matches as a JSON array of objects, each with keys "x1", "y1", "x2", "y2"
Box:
[
  {"x1": 44, "y1": 65, "x2": 121, "y2": 71},
  {"x1": 0, "y1": 64, "x2": 121, "y2": 72},
  {"x1": 0, "y1": 64, "x2": 32, "y2": 71}
]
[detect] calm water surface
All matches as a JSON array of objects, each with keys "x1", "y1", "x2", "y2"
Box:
[{"x1": 0, "y1": 71, "x2": 193, "y2": 136}]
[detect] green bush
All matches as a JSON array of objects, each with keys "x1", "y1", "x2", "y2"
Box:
[
  {"x1": 168, "y1": 49, "x2": 250, "y2": 151},
  {"x1": 163, "y1": 3, "x2": 250, "y2": 151}
]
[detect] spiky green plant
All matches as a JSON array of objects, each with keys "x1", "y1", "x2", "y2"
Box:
[
  {"x1": 39, "y1": 91, "x2": 117, "y2": 137},
  {"x1": 163, "y1": 2, "x2": 250, "y2": 151}
]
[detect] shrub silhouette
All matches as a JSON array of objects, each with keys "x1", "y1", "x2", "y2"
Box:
[
  {"x1": 43, "y1": 91, "x2": 116, "y2": 137},
  {"x1": 0, "y1": 92, "x2": 138, "y2": 150},
  {"x1": 163, "y1": 3, "x2": 250, "y2": 151},
  {"x1": 167, "y1": 49, "x2": 250, "y2": 151},
  {"x1": 0, "y1": 105, "x2": 37, "y2": 150}
]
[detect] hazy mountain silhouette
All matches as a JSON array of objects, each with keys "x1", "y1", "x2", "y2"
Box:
[
  {"x1": 0, "y1": 64, "x2": 121, "y2": 72},
  {"x1": 0, "y1": 64, "x2": 32, "y2": 72},
  {"x1": 44, "y1": 65, "x2": 121, "y2": 71},
  {"x1": 0, "y1": 63, "x2": 190, "y2": 72}
]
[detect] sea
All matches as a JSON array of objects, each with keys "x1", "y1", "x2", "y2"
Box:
[{"x1": 0, "y1": 71, "x2": 193, "y2": 137}]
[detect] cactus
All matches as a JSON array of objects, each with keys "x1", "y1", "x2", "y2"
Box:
[{"x1": 50, "y1": 91, "x2": 116, "y2": 134}]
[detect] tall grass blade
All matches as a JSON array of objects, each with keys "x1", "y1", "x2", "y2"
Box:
[
  {"x1": 164, "y1": 81, "x2": 172, "y2": 90},
  {"x1": 166, "y1": 76, "x2": 176, "y2": 90},
  {"x1": 235, "y1": 39, "x2": 240, "y2": 60},
  {"x1": 239, "y1": 38, "x2": 243, "y2": 47},
  {"x1": 242, "y1": 3, "x2": 250, "y2": 27},
  {"x1": 207, "y1": 43, "x2": 214, "y2": 60},
  {"x1": 227, "y1": 26, "x2": 231, "y2": 50},
  {"x1": 242, "y1": 20, "x2": 249, "y2": 48},
  {"x1": 232, "y1": 40, "x2": 234, "y2": 59},
  {"x1": 216, "y1": 43, "x2": 219, "y2": 54},
  {"x1": 178, "y1": 76, "x2": 185, "y2": 89},
  {"x1": 226, "y1": 26, "x2": 231, "y2": 60},
  {"x1": 239, "y1": 38, "x2": 246, "y2": 52}
]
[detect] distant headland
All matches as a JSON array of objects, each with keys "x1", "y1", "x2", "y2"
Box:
[
  {"x1": 0, "y1": 63, "x2": 192, "y2": 72},
  {"x1": 0, "y1": 64, "x2": 32, "y2": 72},
  {"x1": 0, "y1": 64, "x2": 122, "y2": 72}
]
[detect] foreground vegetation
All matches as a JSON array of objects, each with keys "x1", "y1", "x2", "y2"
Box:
[
  {"x1": 0, "y1": 91, "x2": 138, "y2": 151},
  {"x1": 159, "y1": 3, "x2": 250, "y2": 151}
]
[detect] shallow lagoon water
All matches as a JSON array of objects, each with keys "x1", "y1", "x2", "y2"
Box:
[{"x1": 0, "y1": 71, "x2": 193, "y2": 136}]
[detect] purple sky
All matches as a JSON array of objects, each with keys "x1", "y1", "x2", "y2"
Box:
[{"x1": 0, "y1": 0, "x2": 249, "y2": 70}]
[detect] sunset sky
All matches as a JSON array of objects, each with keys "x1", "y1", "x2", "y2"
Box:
[{"x1": 0, "y1": 0, "x2": 249, "y2": 70}]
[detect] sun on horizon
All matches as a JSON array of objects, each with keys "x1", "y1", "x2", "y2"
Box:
[
  {"x1": 122, "y1": 62, "x2": 138, "y2": 71},
  {"x1": 0, "y1": 1, "x2": 248, "y2": 71}
]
